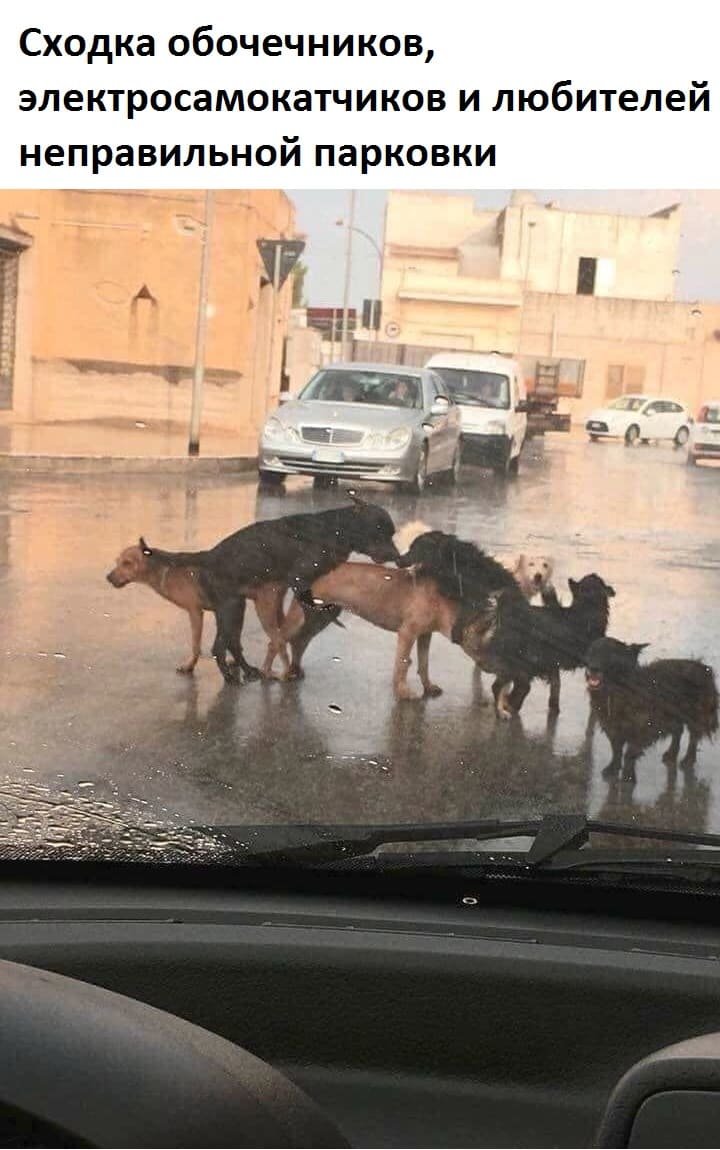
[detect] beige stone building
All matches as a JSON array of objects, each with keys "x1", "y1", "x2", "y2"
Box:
[
  {"x1": 0, "y1": 189, "x2": 297, "y2": 452},
  {"x1": 379, "y1": 192, "x2": 720, "y2": 418}
]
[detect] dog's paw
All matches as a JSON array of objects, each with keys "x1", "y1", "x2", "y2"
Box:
[
  {"x1": 423, "y1": 684, "x2": 443, "y2": 698},
  {"x1": 176, "y1": 663, "x2": 196, "y2": 675},
  {"x1": 242, "y1": 665, "x2": 262, "y2": 683},
  {"x1": 396, "y1": 687, "x2": 422, "y2": 702}
]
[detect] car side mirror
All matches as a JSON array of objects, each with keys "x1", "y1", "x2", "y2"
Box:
[
  {"x1": 430, "y1": 396, "x2": 450, "y2": 416},
  {"x1": 515, "y1": 399, "x2": 529, "y2": 413}
]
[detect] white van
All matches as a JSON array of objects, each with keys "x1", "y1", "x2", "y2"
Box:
[{"x1": 425, "y1": 352, "x2": 528, "y2": 475}]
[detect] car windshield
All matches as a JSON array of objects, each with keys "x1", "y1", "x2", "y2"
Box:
[
  {"x1": 702, "y1": 406, "x2": 720, "y2": 423},
  {"x1": 607, "y1": 396, "x2": 646, "y2": 411},
  {"x1": 300, "y1": 369, "x2": 423, "y2": 409},
  {"x1": 431, "y1": 368, "x2": 510, "y2": 409},
  {"x1": 0, "y1": 186, "x2": 719, "y2": 882}
]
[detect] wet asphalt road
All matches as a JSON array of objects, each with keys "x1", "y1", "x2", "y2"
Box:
[{"x1": 0, "y1": 432, "x2": 718, "y2": 854}]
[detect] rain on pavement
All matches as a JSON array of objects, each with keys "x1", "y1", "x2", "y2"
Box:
[{"x1": 0, "y1": 432, "x2": 718, "y2": 854}]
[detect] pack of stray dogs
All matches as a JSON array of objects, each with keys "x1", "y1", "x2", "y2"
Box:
[{"x1": 106, "y1": 491, "x2": 718, "y2": 783}]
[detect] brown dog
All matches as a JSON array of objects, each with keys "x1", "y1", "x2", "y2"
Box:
[
  {"x1": 106, "y1": 539, "x2": 288, "y2": 676},
  {"x1": 264, "y1": 562, "x2": 498, "y2": 701}
]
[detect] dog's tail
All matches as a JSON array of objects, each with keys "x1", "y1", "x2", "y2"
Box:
[
  {"x1": 393, "y1": 519, "x2": 433, "y2": 556},
  {"x1": 140, "y1": 538, "x2": 211, "y2": 567}
]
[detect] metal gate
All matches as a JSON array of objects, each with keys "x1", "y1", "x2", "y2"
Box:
[{"x1": 0, "y1": 247, "x2": 20, "y2": 410}]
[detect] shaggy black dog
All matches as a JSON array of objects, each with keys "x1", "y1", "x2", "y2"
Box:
[
  {"x1": 586, "y1": 637, "x2": 719, "y2": 780},
  {"x1": 396, "y1": 531, "x2": 615, "y2": 716}
]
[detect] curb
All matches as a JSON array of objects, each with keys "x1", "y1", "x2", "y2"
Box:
[{"x1": 0, "y1": 455, "x2": 258, "y2": 476}]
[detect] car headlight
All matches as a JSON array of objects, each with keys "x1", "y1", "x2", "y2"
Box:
[
  {"x1": 486, "y1": 420, "x2": 507, "y2": 435},
  {"x1": 386, "y1": 426, "x2": 412, "y2": 449},
  {"x1": 366, "y1": 427, "x2": 412, "y2": 449},
  {"x1": 263, "y1": 419, "x2": 299, "y2": 444}
]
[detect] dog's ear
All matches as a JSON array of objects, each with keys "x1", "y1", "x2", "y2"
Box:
[
  {"x1": 139, "y1": 537, "x2": 152, "y2": 556},
  {"x1": 629, "y1": 643, "x2": 649, "y2": 660},
  {"x1": 511, "y1": 554, "x2": 524, "y2": 574},
  {"x1": 605, "y1": 583, "x2": 616, "y2": 598}
]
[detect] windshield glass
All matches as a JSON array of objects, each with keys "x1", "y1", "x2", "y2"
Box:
[
  {"x1": 300, "y1": 369, "x2": 423, "y2": 409},
  {"x1": 607, "y1": 396, "x2": 646, "y2": 411},
  {"x1": 0, "y1": 186, "x2": 718, "y2": 876},
  {"x1": 431, "y1": 367, "x2": 510, "y2": 409}
]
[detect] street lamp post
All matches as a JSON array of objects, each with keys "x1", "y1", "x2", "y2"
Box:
[
  {"x1": 335, "y1": 217, "x2": 383, "y2": 342},
  {"x1": 188, "y1": 189, "x2": 215, "y2": 457},
  {"x1": 340, "y1": 191, "x2": 356, "y2": 359}
]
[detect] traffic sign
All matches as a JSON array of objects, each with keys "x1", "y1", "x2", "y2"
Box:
[{"x1": 256, "y1": 239, "x2": 306, "y2": 289}]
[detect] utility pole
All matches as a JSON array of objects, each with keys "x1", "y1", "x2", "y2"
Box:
[
  {"x1": 188, "y1": 189, "x2": 215, "y2": 456},
  {"x1": 266, "y1": 241, "x2": 283, "y2": 404},
  {"x1": 340, "y1": 190, "x2": 356, "y2": 359}
]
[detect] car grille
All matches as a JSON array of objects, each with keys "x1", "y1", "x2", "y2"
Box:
[
  {"x1": 301, "y1": 426, "x2": 365, "y2": 446},
  {"x1": 276, "y1": 454, "x2": 385, "y2": 474},
  {"x1": 695, "y1": 441, "x2": 720, "y2": 454}
]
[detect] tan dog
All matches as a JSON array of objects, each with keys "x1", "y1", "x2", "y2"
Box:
[
  {"x1": 106, "y1": 539, "x2": 287, "y2": 676},
  {"x1": 504, "y1": 553, "x2": 555, "y2": 602},
  {"x1": 264, "y1": 562, "x2": 498, "y2": 701}
]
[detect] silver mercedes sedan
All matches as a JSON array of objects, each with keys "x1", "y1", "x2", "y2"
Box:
[{"x1": 258, "y1": 362, "x2": 462, "y2": 494}]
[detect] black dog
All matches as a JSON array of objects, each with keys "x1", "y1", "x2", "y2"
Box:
[
  {"x1": 488, "y1": 575, "x2": 616, "y2": 716},
  {"x1": 396, "y1": 533, "x2": 615, "y2": 717},
  {"x1": 143, "y1": 494, "x2": 399, "y2": 684},
  {"x1": 586, "y1": 637, "x2": 719, "y2": 780},
  {"x1": 396, "y1": 531, "x2": 523, "y2": 634}
]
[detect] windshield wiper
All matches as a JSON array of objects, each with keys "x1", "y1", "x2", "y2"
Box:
[{"x1": 199, "y1": 815, "x2": 720, "y2": 870}]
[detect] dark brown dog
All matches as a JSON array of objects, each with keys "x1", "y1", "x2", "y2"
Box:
[
  {"x1": 106, "y1": 539, "x2": 287, "y2": 677},
  {"x1": 586, "y1": 637, "x2": 719, "y2": 780}
]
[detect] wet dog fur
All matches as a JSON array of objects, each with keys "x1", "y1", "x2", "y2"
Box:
[{"x1": 585, "y1": 637, "x2": 719, "y2": 781}]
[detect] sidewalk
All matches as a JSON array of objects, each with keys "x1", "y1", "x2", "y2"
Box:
[{"x1": 0, "y1": 420, "x2": 257, "y2": 474}]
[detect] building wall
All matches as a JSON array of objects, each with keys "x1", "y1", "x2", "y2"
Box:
[
  {"x1": 0, "y1": 189, "x2": 296, "y2": 439},
  {"x1": 384, "y1": 191, "x2": 681, "y2": 303},
  {"x1": 380, "y1": 192, "x2": 714, "y2": 419}
]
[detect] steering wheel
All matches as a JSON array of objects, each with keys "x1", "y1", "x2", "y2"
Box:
[{"x1": 0, "y1": 959, "x2": 348, "y2": 1148}]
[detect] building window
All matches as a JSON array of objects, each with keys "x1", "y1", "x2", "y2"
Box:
[
  {"x1": 606, "y1": 364, "x2": 645, "y2": 400},
  {"x1": 0, "y1": 247, "x2": 20, "y2": 411},
  {"x1": 577, "y1": 257, "x2": 597, "y2": 296}
]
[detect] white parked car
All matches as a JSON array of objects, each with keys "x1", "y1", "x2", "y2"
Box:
[
  {"x1": 585, "y1": 395, "x2": 691, "y2": 446},
  {"x1": 687, "y1": 399, "x2": 720, "y2": 465}
]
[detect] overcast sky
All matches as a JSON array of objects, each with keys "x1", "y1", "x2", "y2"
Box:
[{"x1": 292, "y1": 190, "x2": 720, "y2": 308}]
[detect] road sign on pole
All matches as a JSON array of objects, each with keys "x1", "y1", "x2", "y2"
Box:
[{"x1": 256, "y1": 239, "x2": 305, "y2": 289}]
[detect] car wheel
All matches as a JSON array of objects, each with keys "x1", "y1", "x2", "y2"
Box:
[
  {"x1": 312, "y1": 475, "x2": 336, "y2": 489},
  {"x1": 625, "y1": 424, "x2": 640, "y2": 446},
  {"x1": 258, "y1": 470, "x2": 285, "y2": 488},
  {"x1": 404, "y1": 446, "x2": 429, "y2": 495},
  {"x1": 493, "y1": 444, "x2": 514, "y2": 477},
  {"x1": 674, "y1": 426, "x2": 690, "y2": 447}
]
